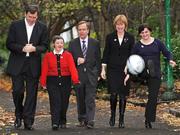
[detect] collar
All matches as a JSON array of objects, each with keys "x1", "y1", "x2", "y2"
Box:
[
  {"x1": 25, "y1": 18, "x2": 35, "y2": 27},
  {"x1": 53, "y1": 49, "x2": 64, "y2": 55},
  {"x1": 80, "y1": 36, "x2": 88, "y2": 44}
]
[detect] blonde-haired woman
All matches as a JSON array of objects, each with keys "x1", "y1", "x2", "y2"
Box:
[{"x1": 101, "y1": 14, "x2": 135, "y2": 128}]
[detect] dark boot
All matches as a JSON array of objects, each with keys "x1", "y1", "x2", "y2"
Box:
[
  {"x1": 109, "y1": 94, "x2": 117, "y2": 127},
  {"x1": 145, "y1": 119, "x2": 152, "y2": 129},
  {"x1": 119, "y1": 114, "x2": 125, "y2": 128},
  {"x1": 119, "y1": 97, "x2": 126, "y2": 128}
]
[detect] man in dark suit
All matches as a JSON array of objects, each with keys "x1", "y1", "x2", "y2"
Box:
[
  {"x1": 68, "y1": 21, "x2": 101, "y2": 129},
  {"x1": 6, "y1": 4, "x2": 49, "y2": 130}
]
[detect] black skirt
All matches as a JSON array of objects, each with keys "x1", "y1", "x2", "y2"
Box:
[{"x1": 107, "y1": 68, "x2": 130, "y2": 96}]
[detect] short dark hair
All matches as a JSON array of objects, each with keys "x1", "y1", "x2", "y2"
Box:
[
  {"x1": 138, "y1": 24, "x2": 152, "y2": 34},
  {"x1": 25, "y1": 4, "x2": 39, "y2": 14},
  {"x1": 52, "y1": 35, "x2": 64, "y2": 43}
]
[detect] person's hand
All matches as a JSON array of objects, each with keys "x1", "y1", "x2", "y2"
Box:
[
  {"x1": 124, "y1": 65, "x2": 128, "y2": 75},
  {"x1": 74, "y1": 83, "x2": 81, "y2": 91},
  {"x1": 22, "y1": 44, "x2": 31, "y2": 52},
  {"x1": 169, "y1": 60, "x2": 176, "y2": 68},
  {"x1": 124, "y1": 74, "x2": 130, "y2": 86},
  {"x1": 23, "y1": 44, "x2": 36, "y2": 53},
  {"x1": 101, "y1": 64, "x2": 107, "y2": 80},
  {"x1": 101, "y1": 69, "x2": 106, "y2": 79},
  {"x1": 42, "y1": 86, "x2": 47, "y2": 90},
  {"x1": 41, "y1": 86, "x2": 47, "y2": 92},
  {"x1": 77, "y1": 57, "x2": 85, "y2": 65}
]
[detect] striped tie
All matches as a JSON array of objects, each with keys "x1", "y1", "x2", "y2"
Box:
[{"x1": 82, "y1": 40, "x2": 87, "y2": 58}]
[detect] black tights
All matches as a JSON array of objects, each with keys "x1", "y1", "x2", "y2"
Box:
[{"x1": 110, "y1": 93, "x2": 127, "y2": 115}]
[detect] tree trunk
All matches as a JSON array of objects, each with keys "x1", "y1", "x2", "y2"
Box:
[{"x1": 158, "y1": 0, "x2": 165, "y2": 36}]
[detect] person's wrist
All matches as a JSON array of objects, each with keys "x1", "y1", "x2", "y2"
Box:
[{"x1": 34, "y1": 47, "x2": 36, "y2": 52}]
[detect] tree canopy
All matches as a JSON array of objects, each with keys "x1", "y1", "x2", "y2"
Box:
[{"x1": 0, "y1": 0, "x2": 179, "y2": 78}]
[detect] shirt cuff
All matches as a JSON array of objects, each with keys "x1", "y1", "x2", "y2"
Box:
[{"x1": 102, "y1": 63, "x2": 107, "y2": 66}]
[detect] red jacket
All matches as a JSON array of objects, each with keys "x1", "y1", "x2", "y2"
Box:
[{"x1": 40, "y1": 51, "x2": 80, "y2": 87}]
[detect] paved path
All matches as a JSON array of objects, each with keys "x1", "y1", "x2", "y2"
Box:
[{"x1": 0, "y1": 90, "x2": 179, "y2": 135}]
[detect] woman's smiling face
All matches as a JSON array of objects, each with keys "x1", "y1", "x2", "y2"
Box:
[
  {"x1": 54, "y1": 39, "x2": 64, "y2": 52},
  {"x1": 140, "y1": 28, "x2": 151, "y2": 40}
]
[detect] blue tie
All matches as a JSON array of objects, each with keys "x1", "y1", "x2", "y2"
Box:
[{"x1": 82, "y1": 40, "x2": 87, "y2": 58}]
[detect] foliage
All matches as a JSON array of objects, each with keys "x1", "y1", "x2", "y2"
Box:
[
  {"x1": 0, "y1": 35, "x2": 9, "y2": 72},
  {"x1": 160, "y1": 32, "x2": 180, "y2": 80},
  {"x1": 171, "y1": 32, "x2": 180, "y2": 79},
  {"x1": 0, "y1": 0, "x2": 180, "y2": 79}
]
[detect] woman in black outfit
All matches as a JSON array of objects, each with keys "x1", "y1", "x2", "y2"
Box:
[{"x1": 101, "y1": 14, "x2": 135, "y2": 128}]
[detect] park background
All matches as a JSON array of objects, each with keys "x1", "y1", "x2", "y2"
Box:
[{"x1": 0, "y1": 0, "x2": 179, "y2": 132}]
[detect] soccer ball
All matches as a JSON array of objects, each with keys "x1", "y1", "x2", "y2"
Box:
[{"x1": 127, "y1": 54, "x2": 145, "y2": 75}]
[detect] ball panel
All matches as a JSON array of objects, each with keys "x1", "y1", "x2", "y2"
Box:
[{"x1": 127, "y1": 55, "x2": 145, "y2": 75}]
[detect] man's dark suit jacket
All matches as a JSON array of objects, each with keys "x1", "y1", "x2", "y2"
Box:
[
  {"x1": 6, "y1": 19, "x2": 49, "y2": 77},
  {"x1": 69, "y1": 37, "x2": 101, "y2": 87}
]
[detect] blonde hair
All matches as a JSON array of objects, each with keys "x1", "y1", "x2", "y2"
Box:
[{"x1": 113, "y1": 14, "x2": 128, "y2": 30}]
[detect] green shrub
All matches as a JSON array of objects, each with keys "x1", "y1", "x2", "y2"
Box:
[{"x1": 171, "y1": 32, "x2": 180, "y2": 79}]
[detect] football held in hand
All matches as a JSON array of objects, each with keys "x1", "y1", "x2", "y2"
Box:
[{"x1": 127, "y1": 54, "x2": 145, "y2": 75}]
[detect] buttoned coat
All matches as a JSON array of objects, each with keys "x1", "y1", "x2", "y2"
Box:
[{"x1": 102, "y1": 31, "x2": 135, "y2": 95}]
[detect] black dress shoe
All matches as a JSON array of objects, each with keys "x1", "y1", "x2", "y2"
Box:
[
  {"x1": 52, "y1": 124, "x2": 59, "y2": 130},
  {"x1": 145, "y1": 120, "x2": 152, "y2": 129},
  {"x1": 86, "y1": 121, "x2": 94, "y2": 129},
  {"x1": 14, "y1": 118, "x2": 22, "y2": 129},
  {"x1": 76, "y1": 121, "x2": 85, "y2": 127},
  {"x1": 60, "y1": 124, "x2": 66, "y2": 129},
  {"x1": 118, "y1": 122, "x2": 125, "y2": 128},
  {"x1": 24, "y1": 124, "x2": 33, "y2": 130},
  {"x1": 86, "y1": 123, "x2": 94, "y2": 129}
]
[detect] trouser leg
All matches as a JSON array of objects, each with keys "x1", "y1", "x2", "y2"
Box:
[
  {"x1": 85, "y1": 84, "x2": 96, "y2": 125},
  {"x1": 76, "y1": 83, "x2": 86, "y2": 122},
  {"x1": 23, "y1": 75, "x2": 38, "y2": 126},
  {"x1": 12, "y1": 75, "x2": 25, "y2": 119},
  {"x1": 145, "y1": 78, "x2": 160, "y2": 122},
  {"x1": 47, "y1": 78, "x2": 61, "y2": 126},
  {"x1": 59, "y1": 78, "x2": 71, "y2": 125}
]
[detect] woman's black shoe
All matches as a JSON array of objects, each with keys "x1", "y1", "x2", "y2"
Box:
[
  {"x1": 52, "y1": 124, "x2": 59, "y2": 130},
  {"x1": 14, "y1": 118, "x2": 22, "y2": 129},
  {"x1": 24, "y1": 124, "x2": 33, "y2": 130},
  {"x1": 118, "y1": 114, "x2": 125, "y2": 128},
  {"x1": 145, "y1": 120, "x2": 152, "y2": 129},
  {"x1": 118, "y1": 122, "x2": 125, "y2": 128},
  {"x1": 109, "y1": 115, "x2": 115, "y2": 127}
]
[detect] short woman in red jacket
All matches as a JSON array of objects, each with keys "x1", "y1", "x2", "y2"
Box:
[{"x1": 40, "y1": 35, "x2": 80, "y2": 130}]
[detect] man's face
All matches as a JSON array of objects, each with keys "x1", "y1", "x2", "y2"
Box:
[
  {"x1": 25, "y1": 12, "x2": 38, "y2": 26},
  {"x1": 77, "y1": 23, "x2": 89, "y2": 39}
]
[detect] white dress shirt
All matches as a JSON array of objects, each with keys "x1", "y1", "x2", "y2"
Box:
[
  {"x1": 25, "y1": 18, "x2": 35, "y2": 43},
  {"x1": 25, "y1": 18, "x2": 35, "y2": 57}
]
